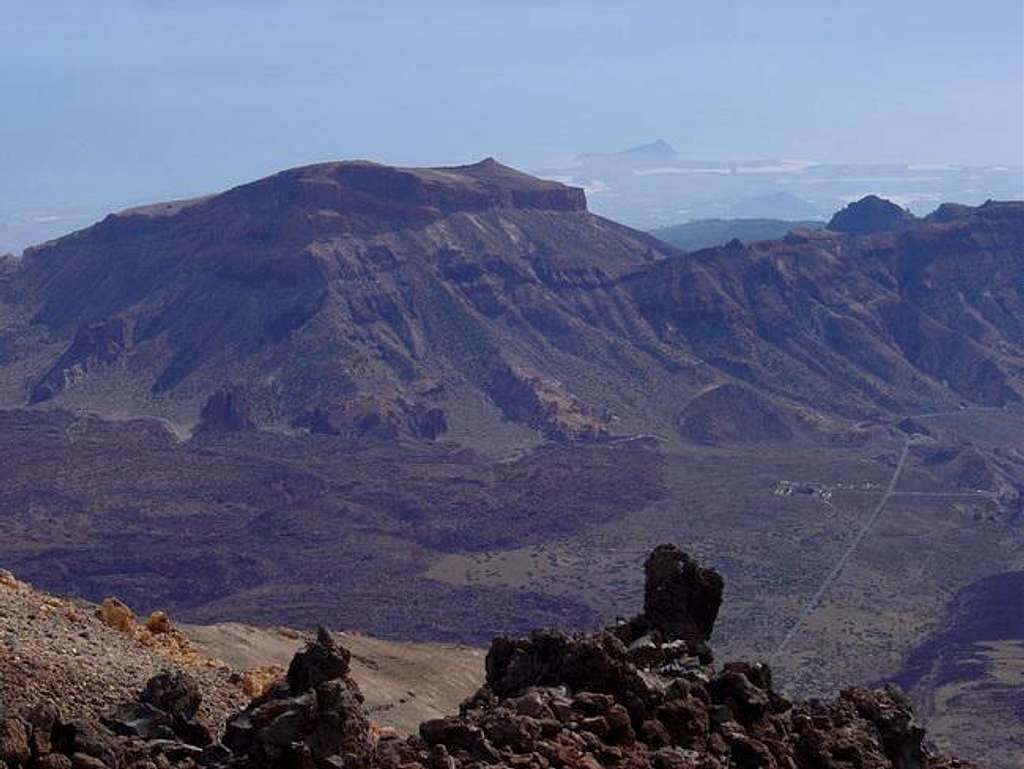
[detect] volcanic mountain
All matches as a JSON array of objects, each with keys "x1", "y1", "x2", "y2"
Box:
[
  {"x1": 0, "y1": 159, "x2": 677, "y2": 446},
  {"x1": 1, "y1": 159, "x2": 1023, "y2": 448}
]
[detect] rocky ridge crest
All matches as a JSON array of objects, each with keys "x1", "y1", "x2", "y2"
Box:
[{"x1": 0, "y1": 546, "x2": 975, "y2": 769}]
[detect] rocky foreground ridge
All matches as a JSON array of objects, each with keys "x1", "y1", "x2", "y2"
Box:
[{"x1": 0, "y1": 545, "x2": 975, "y2": 769}]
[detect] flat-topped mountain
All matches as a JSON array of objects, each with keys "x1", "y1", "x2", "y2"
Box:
[
  {"x1": 2, "y1": 158, "x2": 673, "y2": 445},
  {"x1": 1, "y1": 161, "x2": 1022, "y2": 450}
]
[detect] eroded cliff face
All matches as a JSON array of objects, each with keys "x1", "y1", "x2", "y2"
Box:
[{"x1": 0, "y1": 546, "x2": 976, "y2": 769}]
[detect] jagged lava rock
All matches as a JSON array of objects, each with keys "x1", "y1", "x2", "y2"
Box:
[
  {"x1": 224, "y1": 627, "x2": 371, "y2": 768},
  {"x1": 287, "y1": 627, "x2": 352, "y2": 690},
  {"x1": 0, "y1": 545, "x2": 979, "y2": 769},
  {"x1": 640, "y1": 543, "x2": 724, "y2": 642}
]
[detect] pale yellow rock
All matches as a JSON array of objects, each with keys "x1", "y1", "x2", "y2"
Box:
[
  {"x1": 239, "y1": 666, "x2": 284, "y2": 698},
  {"x1": 144, "y1": 610, "x2": 171, "y2": 634},
  {"x1": 0, "y1": 569, "x2": 20, "y2": 590},
  {"x1": 370, "y1": 724, "x2": 398, "y2": 741},
  {"x1": 95, "y1": 597, "x2": 135, "y2": 632}
]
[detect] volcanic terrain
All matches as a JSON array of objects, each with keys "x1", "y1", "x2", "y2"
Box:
[{"x1": 0, "y1": 159, "x2": 1022, "y2": 766}]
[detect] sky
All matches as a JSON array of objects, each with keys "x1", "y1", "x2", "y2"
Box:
[{"x1": 1, "y1": 0, "x2": 1022, "y2": 209}]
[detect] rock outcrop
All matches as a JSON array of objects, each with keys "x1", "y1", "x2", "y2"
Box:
[
  {"x1": 196, "y1": 384, "x2": 256, "y2": 434},
  {"x1": 0, "y1": 545, "x2": 975, "y2": 769},
  {"x1": 487, "y1": 364, "x2": 611, "y2": 443},
  {"x1": 223, "y1": 628, "x2": 372, "y2": 768},
  {"x1": 636, "y1": 544, "x2": 723, "y2": 643},
  {"x1": 102, "y1": 671, "x2": 212, "y2": 747}
]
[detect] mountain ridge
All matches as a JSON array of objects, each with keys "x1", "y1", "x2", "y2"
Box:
[{"x1": 2, "y1": 159, "x2": 1022, "y2": 452}]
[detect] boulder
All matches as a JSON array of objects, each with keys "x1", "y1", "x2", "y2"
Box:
[
  {"x1": 22, "y1": 704, "x2": 59, "y2": 757},
  {"x1": 287, "y1": 628, "x2": 351, "y2": 691},
  {"x1": 142, "y1": 611, "x2": 171, "y2": 635},
  {"x1": 224, "y1": 628, "x2": 372, "y2": 768},
  {"x1": 140, "y1": 671, "x2": 202, "y2": 722},
  {"x1": 95, "y1": 597, "x2": 135, "y2": 632},
  {"x1": 0, "y1": 718, "x2": 30, "y2": 767},
  {"x1": 842, "y1": 687, "x2": 927, "y2": 769},
  {"x1": 101, "y1": 702, "x2": 175, "y2": 741},
  {"x1": 0, "y1": 569, "x2": 20, "y2": 590}
]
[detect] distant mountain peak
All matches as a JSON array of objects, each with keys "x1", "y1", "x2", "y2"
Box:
[
  {"x1": 621, "y1": 139, "x2": 679, "y2": 159},
  {"x1": 573, "y1": 140, "x2": 680, "y2": 166},
  {"x1": 828, "y1": 195, "x2": 916, "y2": 235}
]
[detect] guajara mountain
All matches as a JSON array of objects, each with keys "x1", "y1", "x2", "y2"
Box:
[{"x1": 1, "y1": 159, "x2": 1022, "y2": 447}]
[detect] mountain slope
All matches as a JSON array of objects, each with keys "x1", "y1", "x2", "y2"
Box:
[
  {"x1": 888, "y1": 570, "x2": 1024, "y2": 768},
  {"x1": 1, "y1": 161, "x2": 1022, "y2": 450},
  {"x1": 0, "y1": 569, "x2": 483, "y2": 736}
]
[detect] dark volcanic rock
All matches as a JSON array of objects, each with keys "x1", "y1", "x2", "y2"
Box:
[
  {"x1": 287, "y1": 627, "x2": 352, "y2": 691},
  {"x1": 196, "y1": 384, "x2": 255, "y2": 433},
  {"x1": 103, "y1": 672, "x2": 211, "y2": 747},
  {"x1": 828, "y1": 195, "x2": 916, "y2": 235},
  {"x1": 640, "y1": 544, "x2": 724, "y2": 642},
  {"x1": 225, "y1": 627, "x2": 371, "y2": 768},
  {"x1": 484, "y1": 628, "x2": 647, "y2": 705},
  {"x1": 140, "y1": 671, "x2": 202, "y2": 722},
  {"x1": 0, "y1": 545, "x2": 977, "y2": 769}
]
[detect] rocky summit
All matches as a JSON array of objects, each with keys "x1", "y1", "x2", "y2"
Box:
[{"x1": 0, "y1": 545, "x2": 975, "y2": 769}]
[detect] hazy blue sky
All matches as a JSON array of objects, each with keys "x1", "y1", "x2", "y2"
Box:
[{"x1": 2, "y1": 1, "x2": 1022, "y2": 207}]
